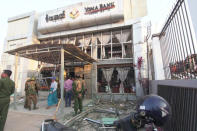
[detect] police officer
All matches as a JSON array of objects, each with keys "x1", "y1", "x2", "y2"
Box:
[
  {"x1": 72, "y1": 75, "x2": 85, "y2": 115},
  {"x1": 25, "y1": 77, "x2": 38, "y2": 110},
  {"x1": 0, "y1": 70, "x2": 15, "y2": 131},
  {"x1": 24, "y1": 78, "x2": 31, "y2": 109}
]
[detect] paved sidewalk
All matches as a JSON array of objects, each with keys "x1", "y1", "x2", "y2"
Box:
[
  {"x1": 9, "y1": 91, "x2": 92, "y2": 116},
  {"x1": 9, "y1": 91, "x2": 59, "y2": 116},
  {"x1": 4, "y1": 111, "x2": 51, "y2": 131},
  {"x1": 4, "y1": 91, "x2": 92, "y2": 131}
]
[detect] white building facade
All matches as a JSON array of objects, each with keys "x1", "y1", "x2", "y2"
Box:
[
  {"x1": 1, "y1": 12, "x2": 39, "y2": 95},
  {"x1": 2, "y1": 0, "x2": 148, "y2": 97}
]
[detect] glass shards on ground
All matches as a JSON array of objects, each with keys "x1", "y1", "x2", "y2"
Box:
[{"x1": 63, "y1": 99, "x2": 136, "y2": 131}]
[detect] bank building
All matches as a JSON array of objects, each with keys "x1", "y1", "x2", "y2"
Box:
[{"x1": 1, "y1": 0, "x2": 148, "y2": 99}]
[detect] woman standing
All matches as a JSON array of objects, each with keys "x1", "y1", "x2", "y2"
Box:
[{"x1": 46, "y1": 77, "x2": 58, "y2": 109}]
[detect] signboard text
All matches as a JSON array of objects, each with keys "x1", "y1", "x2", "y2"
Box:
[
  {"x1": 85, "y1": 2, "x2": 115, "y2": 15},
  {"x1": 45, "y1": 11, "x2": 65, "y2": 22}
]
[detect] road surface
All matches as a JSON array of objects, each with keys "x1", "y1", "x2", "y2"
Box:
[{"x1": 4, "y1": 111, "x2": 51, "y2": 131}]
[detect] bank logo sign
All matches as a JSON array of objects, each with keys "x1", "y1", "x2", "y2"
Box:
[
  {"x1": 45, "y1": 11, "x2": 65, "y2": 22},
  {"x1": 84, "y1": 2, "x2": 115, "y2": 15},
  {"x1": 38, "y1": 0, "x2": 123, "y2": 34},
  {"x1": 44, "y1": 1, "x2": 116, "y2": 22},
  {"x1": 69, "y1": 8, "x2": 80, "y2": 19}
]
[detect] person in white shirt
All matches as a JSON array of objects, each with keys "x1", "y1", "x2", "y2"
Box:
[{"x1": 46, "y1": 77, "x2": 58, "y2": 109}]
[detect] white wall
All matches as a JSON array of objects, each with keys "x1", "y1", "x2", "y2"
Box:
[
  {"x1": 151, "y1": 37, "x2": 165, "y2": 80},
  {"x1": 123, "y1": 0, "x2": 147, "y2": 20},
  {"x1": 2, "y1": 12, "x2": 39, "y2": 96},
  {"x1": 186, "y1": 0, "x2": 197, "y2": 41},
  {"x1": 6, "y1": 38, "x2": 27, "y2": 51},
  {"x1": 133, "y1": 21, "x2": 148, "y2": 97},
  {"x1": 0, "y1": 65, "x2": 2, "y2": 75},
  {"x1": 7, "y1": 17, "x2": 30, "y2": 38}
]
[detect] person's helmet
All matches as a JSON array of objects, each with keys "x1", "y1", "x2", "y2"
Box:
[{"x1": 136, "y1": 94, "x2": 171, "y2": 127}]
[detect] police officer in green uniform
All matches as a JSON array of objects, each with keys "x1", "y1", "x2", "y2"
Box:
[
  {"x1": 72, "y1": 75, "x2": 85, "y2": 115},
  {"x1": 0, "y1": 70, "x2": 15, "y2": 131},
  {"x1": 25, "y1": 77, "x2": 38, "y2": 110},
  {"x1": 24, "y1": 78, "x2": 31, "y2": 109}
]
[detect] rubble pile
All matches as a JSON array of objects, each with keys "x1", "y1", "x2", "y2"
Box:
[{"x1": 63, "y1": 99, "x2": 136, "y2": 131}]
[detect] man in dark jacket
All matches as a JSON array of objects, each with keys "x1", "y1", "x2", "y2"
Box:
[{"x1": 0, "y1": 70, "x2": 15, "y2": 131}]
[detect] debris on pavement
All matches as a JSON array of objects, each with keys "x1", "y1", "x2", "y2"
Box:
[{"x1": 62, "y1": 99, "x2": 136, "y2": 131}]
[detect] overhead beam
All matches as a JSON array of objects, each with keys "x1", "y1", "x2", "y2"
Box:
[
  {"x1": 6, "y1": 44, "x2": 96, "y2": 64},
  {"x1": 64, "y1": 50, "x2": 91, "y2": 64}
]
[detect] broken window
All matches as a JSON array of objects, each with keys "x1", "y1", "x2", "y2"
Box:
[
  {"x1": 97, "y1": 67, "x2": 135, "y2": 93},
  {"x1": 55, "y1": 27, "x2": 132, "y2": 60}
]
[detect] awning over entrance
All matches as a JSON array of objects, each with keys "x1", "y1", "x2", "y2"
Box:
[
  {"x1": 6, "y1": 44, "x2": 96, "y2": 64},
  {"x1": 7, "y1": 44, "x2": 96, "y2": 111}
]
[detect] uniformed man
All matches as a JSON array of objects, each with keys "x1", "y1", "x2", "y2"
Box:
[
  {"x1": 72, "y1": 75, "x2": 85, "y2": 115},
  {"x1": 34, "y1": 78, "x2": 39, "y2": 97},
  {"x1": 24, "y1": 78, "x2": 31, "y2": 109},
  {"x1": 25, "y1": 77, "x2": 38, "y2": 110},
  {"x1": 0, "y1": 70, "x2": 15, "y2": 131}
]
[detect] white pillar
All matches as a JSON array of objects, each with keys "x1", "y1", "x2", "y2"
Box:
[
  {"x1": 91, "y1": 62, "x2": 97, "y2": 97},
  {"x1": 152, "y1": 36, "x2": 165, "y2": 80},
  {"x1": 14, "y1": 53, "x2": 18, "y2": 110},
  {"x1": 60, "y1": 48, "x2": 65, "y2": 111},
  {"x1": 133, "y1": 22, "x2": 147, "y2": 97}
]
